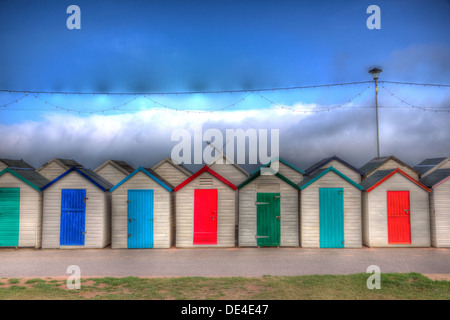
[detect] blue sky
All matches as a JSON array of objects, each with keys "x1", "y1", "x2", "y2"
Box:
[{"x1": 0, "y1": 0, "x2": 449, "y2": 171}]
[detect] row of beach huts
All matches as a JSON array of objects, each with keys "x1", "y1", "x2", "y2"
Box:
[{"x1": 0, "y1": 154, "x2": 449, "y2": 249}]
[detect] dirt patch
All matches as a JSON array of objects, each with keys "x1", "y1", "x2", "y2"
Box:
[{"x1": 423, "y1": 274, "x2": 450, "y2": 281}]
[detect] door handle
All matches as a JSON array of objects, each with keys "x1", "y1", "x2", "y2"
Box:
[
  {"x1": 82, "y1": 231, "x2": 86, "y2": 235},
  {"x1": 276, "y1": 216, "x2": 281, "y2": 221}
]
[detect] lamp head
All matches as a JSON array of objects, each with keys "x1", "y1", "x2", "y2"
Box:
[{"x1": 369, "y1": 68, "x2": 382, "y2": 80}]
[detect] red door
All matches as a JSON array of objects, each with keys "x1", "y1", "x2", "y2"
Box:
[
  {"x1": 387, "y1": 191, "x2": 411, "y2": 244},
  {"x1": 193, "y1": 189, "x2": 218, "y2": 245}
]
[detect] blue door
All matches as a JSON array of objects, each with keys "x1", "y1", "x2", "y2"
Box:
[
  {"x1": 127, "y1": 190, "x2": 154, "y2": 248},
  {"x1": 319, "y1": 188, "x2": 344, "y2": 248},
  {"x1": 60, "y1": 189, "x2": 86, "y2": 246}
]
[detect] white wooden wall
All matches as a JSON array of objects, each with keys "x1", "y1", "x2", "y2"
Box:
[
  {"x1": 300, "y1": 171, "x2": 362, "y2": 248},
  {"x1": 365, "y1": 159, "x2": 419, "y2": 180},
  {"x1": 95, "y1": 163, "x2": 128, "y2": 186},
  {"x1": 175, "y1": 171, "x2": 236, "y2": 248},
  {"x1": 42, "y1": 171, "x2": 110, "y2": 249},
  {"x1": 111, "y1": 171, "x2": 173, "y2": 249},
  {"x1": 362, "y1": 173, "x2": 430, "y2": 247},
  {"x1": 276, "y1": 162, "x2": 303, "y2": 184},
  {"x1": 209, "y1": 162, "x2": 248, "y2": 186},
  {"x1": 153, "y1": 161, "x2": 190, "y2": 187},
  {"x1": 0, "y1": 172, "x2": 42, "y2": 248},
  {"x1": 239, "y1": 175, "x2": 299, "y2": 247},
  {"x1": 430, "y1": 179, "x2": 450, "y2": 247},
  {"x1": 318, "y1": 160, "x2": 361, "y2": 183},
  {"x1": 38, "y1": 161, "x2": 67, "y2": 181}
]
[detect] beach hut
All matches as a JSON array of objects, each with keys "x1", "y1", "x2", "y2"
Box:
[
  {"x1": 360, "y1": 156, "x2": 420, "y2": 181},
  {"x1": 360, "y1": 168, "x2": 430, "y2": 247},
  {"x1": 252, "y1": 158, "x2": 304, "y2": 184},
  {"x1": 152, "y1": 157, "x2": 192, "y2": 187},
  {"x1": 41, "y1": 166, "x2": 113, "y2": 249},
  {"x1": 94, "y1": 160, "x2": 135, "y2": 186},
  {"x1": 238, "y1": 169, "x2": 300, "y2": 247},
  {"x1": 110, "y1": 166, "x2": 174, "y2": 249},
  {"x1": 305, "y1": 155, "x2": 364, "y2": 183},
  {"x1": 0, "y1": 168, "x2": 49, "y2": 248},
  {"x1": 0, "y1": 159, "x2": 34, "y2": 171},
  {"x1": 174, "y1": 165, "x2": 237, "y2": 247},
  {"x1": 299, "y1": 166, "x2": 364, "y2": 248},
  {"x1": 414, "y1": 157, "x2": 450, "y2": 178},
  {"x1": 37, "y1": 158, "x2": 83, "y2": 181},
  {"x1": 420, "y1": 169, "x2": 450, "y2": 247}
]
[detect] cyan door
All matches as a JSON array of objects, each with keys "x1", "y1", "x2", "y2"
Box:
[
  {"x1": 60, "y1": 189, "x2": 86, "y2": 246},
  {"x1": 127, "y1": 189, "x2": 154, "y2": 248},
  {"x1": 319, "y1": 188, "x2": 344, "y2": 248},
  {"x1": 0, "y1": 188, "x2": 20, "y2": 247}
]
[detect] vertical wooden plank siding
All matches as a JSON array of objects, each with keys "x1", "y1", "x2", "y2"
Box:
[{"x1": 430, "y1": 179, "x2": 450, "y2": 247}]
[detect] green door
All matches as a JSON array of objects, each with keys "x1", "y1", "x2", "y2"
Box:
[
  {"x1": 256, "y1": 193, "x2": 280, "y2": 246},
  {"x1": 0, "y1": 188, "x2": 20, "y2": 247},
  {"x1": 319, "y1": 188, "x2": 344, "y2": 248}
]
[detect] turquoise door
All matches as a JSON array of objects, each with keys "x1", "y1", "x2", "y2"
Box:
[
  {"x1": 127, "y1": 190, "x2": 154, "y2": 248},
  {"x1": 0, "y1": 188, "x2": 20, "y2": 247},
  {"x1": 319, "y1": 188, "x2": 344, "y2": 248}
]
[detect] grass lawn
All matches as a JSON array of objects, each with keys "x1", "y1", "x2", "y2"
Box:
[{"x1": 0, "y1": 273, "x2": 448, "y2": 300}]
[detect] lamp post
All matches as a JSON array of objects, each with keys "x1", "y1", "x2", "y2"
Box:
[{"x1": 369, "y1": 67, "x2": 382, "y2": 158}]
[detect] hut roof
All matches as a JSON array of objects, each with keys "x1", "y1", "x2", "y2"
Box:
[
  {"x1": 419, "y1": 168, "x2": 450, "y2": 189},
  {"x1": 37, "y1": 158, "x2": 83, "y2": 172},
  {"x1": 209, "y1": 153, "x2": 250, "y2": 177},
  {"x1": 298, "y1": 166, "x2": 364, "y2": 191},
  {"x1": 0, "y1": 167, "x2": 50, "y2": 191},
  {"x1": 41, "y1": 166, "x2": 114, "y2": 192},
  {"x1": 413, "y1": 157, "x2": 447, "y2": 175},
  {"x1": 110, "y1": 166, "x2": 174, "y2": 192},
  {"x1": 174, "y1": 165, "x2": 237, "y2": 192},
  {"x1": 304, "y1": 155, "x2": 364, "y2": 176},
  {"x1": 94, "y1": 159, "x2": 135, "y2": 175},
  {"x1": 0, "y1": 159, "x2": 35, "y2": 169},
  {"x1": 360, "y1": 168, "x2": 430, "y2": 193},
  {"x1": 359, "y1": 156, "x2": 419, "y2": 177}
]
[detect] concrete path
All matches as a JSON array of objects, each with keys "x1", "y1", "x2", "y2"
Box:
[{"x1": 0, "y1": 247, "x2": 449, "y2": 278}]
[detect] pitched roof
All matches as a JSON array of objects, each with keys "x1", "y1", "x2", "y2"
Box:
[
  {"x1": 37, "y1": 158, "x2": 83, "y2": 172},
  {"x1": 209, "y1": 153, "x2": 250, "y2": 177},
  {"x1": 419, "y1": 169, "x2": 450, "y2": 189},
  {"x1": 298, "y1": 166, "x2": 363, "y2": 191},
  {"x1": 413, "y1": 158, "x2": 446, "y2": 175},
  {"x1": 41, "y1": 166, "x2": 113, "y2": 192},
  {"x1": 94, "y1": 159, "x2": 135, "y2": 175},
  {"x1": 360, "y1": 168, "x2": 430, "y2": 193},
  {"x1": 304, "y1": 155, "x2": 364, "y2": 176},
  {"x1": 250, "y1": 157, "x2": 305, "y2": 175},
  {"x1": 174, "y1": 165, "x2": 237, "y2": 192},
  {"x1": 152, "y1": 157, "x2": 192, "y2": 176},
  {"x1": 238, "y1": 169, "x2": 299, "y2": 190},
  {"x1": 0, "y1": 167, "x2": 50, "y2": 191},
  {"x1": 110, "y1": 166, "x2": 174, "y2": 192},
  {"x1": 359, "y1": 156, "x2": 419, "y2": 177},
  {"x1": 0, "y1": 159, "x2": 35, "y2": 169}
]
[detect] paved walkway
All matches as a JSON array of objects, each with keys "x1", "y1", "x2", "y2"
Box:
[{"x1": 0, "y1": 247, "x2": 449, "y2": 278}]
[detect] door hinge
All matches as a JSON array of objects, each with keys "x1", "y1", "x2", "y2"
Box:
[
  {"x1": 255, "y1": 202, "x2": 270, "y2": 205},
  {"x1": 127, "y1": 200, "x2": 131, "y2": 203},
  {"x1": 274, "y1": 195, "x2": 281, "y2": 200},
  {"x1": 128, "y1": 233, "x2": 131, "y2": 238},
  {"x1": 255, "y1": 235, "x2": 270, "y2": 239},
  {"x1": 83, "y1": 197, "x2": 89, "y2": 202}
]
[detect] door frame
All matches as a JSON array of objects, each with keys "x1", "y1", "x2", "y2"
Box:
[
  {"x1": 319, "y1": 187, "x2": 345, "y2": 248},
  {"x1": 0, "y1": 187, "x2": 20, "y2": 247},
  {"x1": 256, "y1": 192, "x2": 281, "y2": 247},
  {"x1": 386, "y1": 190, "x2": 411, "y2": 244},
  {"x1": 60, "y1": 189, "x2": 86, "y2": 246},
  {"x1": 127, "y1": 189, "x2": 154, "y2": 249}
]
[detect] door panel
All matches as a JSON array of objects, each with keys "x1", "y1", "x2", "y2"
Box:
[
  {"x1": 319, "y1": 188, "x2": 344, "y2": 248},
  {"x1": 127, "y1": 189, "x2": 154, "y2": 248},
  {"x1": 0, "y1": 188, "x2": 20, "y2": 247},
  {"x1": 194, "y1": 189, "x2": 218, "y2": 245},
  {"x1": 387, "y1": 191, "x2": 411, "y2": 244},
  {"x1": 60, "y1": 189, "x2": 86, "y2": 246},
  {"x1": 256, "y1": 193, "x2": 281, "y2": 246}
]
